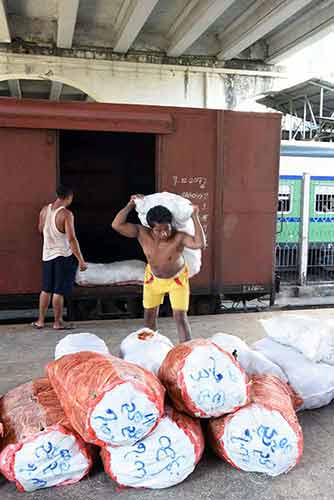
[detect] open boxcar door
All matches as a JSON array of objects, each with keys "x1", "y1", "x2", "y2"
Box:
[
  {"x1": 0, "y1": 128, "x2": 57, "y2": 294},
  {"x1": 218, "y1": 111, "x2": 281, "y2": 302}
]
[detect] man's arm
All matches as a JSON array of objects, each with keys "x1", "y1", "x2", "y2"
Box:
[
  {"x1": 111, "y1": 197, "x2": 140, "y2": 238},
  {"x1": 64, "y1": 212, "x2": 87, "y2": 271},
  {"x1": 181, "y1": 205, "x2": 206, "y2": 250}
]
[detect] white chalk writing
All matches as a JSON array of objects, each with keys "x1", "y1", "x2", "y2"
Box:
[{"x1": 173, "y1": 176, "x2": 207, "y2": 189}]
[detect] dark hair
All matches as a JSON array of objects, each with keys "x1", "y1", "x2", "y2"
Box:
[
  {"x1": 146, "y1": 205, "x2": 173, "y2": 227},
  {"x1": 56, "y1": 184, "x2": 73, "y2": 199}
]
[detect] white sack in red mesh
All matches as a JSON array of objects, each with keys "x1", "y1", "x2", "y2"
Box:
[
  {"x1": 0, "y1": 378, "x2": 93, "y2": 492},
  {"x1": 208, "y1": 375, "x2": 303, "y2": 476},
  {"x1": 47, "y1": 352, "x2": 165, "y2": 447},
  {"x1": 158, "y1": 339, "x2": 250, "y2": 418},
  {"x1": 120, "y1": 328, "x2": 174, "y2": 375},
  {"x1": 101, "y1": 405, "x2": 204, "y2": 489},
  {"x1": 211, "y1": 333, "x2": 287, "y2": 381}
]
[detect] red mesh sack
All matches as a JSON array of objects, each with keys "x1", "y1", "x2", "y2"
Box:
[
  {"x1": 158, "y1": 339, "x2": 250, "y2": 418},
  {"x1": 47, "y1": 351, "x2": 165, "y2": 447},
  {"x1": 208, "y1": 374, "x2": 303, "y2": 476},
  {"x1": 0, "y1": 378, "x2": 93, "y2": 492},
  {"x1": 101, "y1": 405, "x2": 204, "y2": 489}
]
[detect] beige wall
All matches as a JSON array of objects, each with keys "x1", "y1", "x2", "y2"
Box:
[{"x1": 0, "y1": 52, "x2": 286, "y2": 109}]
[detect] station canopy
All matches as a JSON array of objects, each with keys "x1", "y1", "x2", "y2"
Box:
[{"x1": 257, "y1": 78, "x2": 334, "y2": 141}]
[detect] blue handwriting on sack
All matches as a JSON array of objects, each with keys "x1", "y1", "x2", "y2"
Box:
[{"x1": 19, "y1": 440, "x2": 72, "y2": 489}]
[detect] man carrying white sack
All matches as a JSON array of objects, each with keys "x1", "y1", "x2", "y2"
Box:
[{"x1": 112, "y1": 195, "x2": 206, "y2": 342}]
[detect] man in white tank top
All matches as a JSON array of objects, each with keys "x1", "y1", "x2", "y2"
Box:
[{"x1": 32, "y1": 185, "x2": 87, "y2": 330}]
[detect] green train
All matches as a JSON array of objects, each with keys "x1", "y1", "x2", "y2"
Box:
[{"x1": 277, "y1": 141, "x2": 334, "y2": 281}]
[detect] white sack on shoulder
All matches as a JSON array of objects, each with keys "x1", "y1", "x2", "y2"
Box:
[
  {"x1": 135, "y1": 192, "x2": 202, "y2": 278},
  {"x1": 212, "y1": 333, "x2": 287, "y2": 382},
  {"x1": 55, "y1": 333, "x2": 110, "y2": 360},
  {"x1": 120, "y1": 329, "x2": 174, "y2": 375},
  {"x1": 135, "y1": 192, "x2": 193, "y2": 227},
  {"x1": 254, "y1": 337, "x2": 334, "y2": 410},
  {"x1": 76, "y1": 260, "x2": 145, "y2": 286},
  {"x1": 260, "y1": 315, "x2": 334, "y2": 365}
]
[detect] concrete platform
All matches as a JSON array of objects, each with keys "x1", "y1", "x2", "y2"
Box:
[{"x1": 1, "y1": 309, "x2": 334, "y2": 500}]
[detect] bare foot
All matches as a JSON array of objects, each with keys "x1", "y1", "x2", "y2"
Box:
[
  {"x1": 53, "y1": 322, "x2": 75, "y2": 331},
  {"x1": 31, "y1": 321, "x2": 44, "y2": 330}
]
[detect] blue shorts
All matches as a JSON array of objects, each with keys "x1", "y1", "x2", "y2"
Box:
[{"x1": 42, "y1": 256, "x2": 77, "y2": 297}]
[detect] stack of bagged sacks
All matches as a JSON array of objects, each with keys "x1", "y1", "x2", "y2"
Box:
[
  {"x1": 121, "y1": 330, "x2": 303, "y2": 477},
  {"x1": 0, "y1": 333, "x2": 112, "y2": 492},
  {"x1": 0, "y1": 325, "x2": 307, "y2": 493},
  {"x1": 157, "y1": 335, "x2": 303, "y2": 477},
  {"x1": 50, "y1": 332, "x2": 205, "y2": 490},
  {"x1": 255, "y1": 314, "x2": 334, "y2": 410},
  {"x1": 206, "y1": 335, "x2": 304, "y2": 475}
]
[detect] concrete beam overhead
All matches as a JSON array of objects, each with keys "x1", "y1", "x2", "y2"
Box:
[
  {"x1": 266, "y1": 1, "x2": 334, "y2": 62},
  {"x1": 113, "y1": 0, "x2": 159, "y2": 53},
  {"x1": 49, "y1": 81, "x2": 63, "y2": 100},
  {"x1": 0, "y1": 0, "x2": 10, "y2": 43},
  {"x1": 218, "y1": 0, "x2": 314, "y2": 60},
  {"x1": 8, "y1": 79, "x2": 22, "y2": 98},
  {"x1": 167, "y1": 0, "x2": 237, "y2": 57},
  {"x1": 57, "y1": 0, "x2": 80, "y2": 48}
]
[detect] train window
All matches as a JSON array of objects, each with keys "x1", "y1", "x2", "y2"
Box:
[
  {"x1": 278, "y1": 185, "x2": 291, "y2": 213},
  {"x1": 315, "y1": 186, "x2": 334, "y2": 213}
]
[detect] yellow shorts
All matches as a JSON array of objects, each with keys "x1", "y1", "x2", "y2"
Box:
[{"x1": 143, "y1": 264, "x2": 190, "y2": 312}]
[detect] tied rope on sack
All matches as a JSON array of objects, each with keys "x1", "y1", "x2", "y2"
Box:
[
  {"x1": 0, "y1": 379, "x2": 93, "y2": 492},
  {"x1": 47, "y1": 352, "x2": 165, "y2": 448},
  {"x1": 208, "y1": 374, "x2": 303, "y2": 477},
  {"x1": 134, "y1": 192, "x2": 202, "y2": 278},
  {"x1": 101, "y1": 405, "x2": 204, "y2": 489},
  {"x1": 158, "y1": 339, "x2": 250, "y2": 418},
  {"x1": 120, "y1": 328, "x2": 174, "y2": 375}
]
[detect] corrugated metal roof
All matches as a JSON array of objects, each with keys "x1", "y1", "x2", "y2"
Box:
[{"x1": 258, "y1": 78, "x2": 334, "y2": 117}]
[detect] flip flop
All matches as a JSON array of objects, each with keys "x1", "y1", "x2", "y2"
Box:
[
  {"x1": 53, "y1": 324, "x2": 76, "y2": 331},
  {"x1": 31, "y1": 322, "x2": 44, "y2": 330}
]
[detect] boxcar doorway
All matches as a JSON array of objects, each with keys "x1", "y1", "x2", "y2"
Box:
[{"x1": 59, "y1": 130, "x2": 155, "y2": 264}]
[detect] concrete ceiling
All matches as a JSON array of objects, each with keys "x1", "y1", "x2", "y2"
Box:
[{"x1": 0, "y1": 0, "x2": 333, "y2": 99}]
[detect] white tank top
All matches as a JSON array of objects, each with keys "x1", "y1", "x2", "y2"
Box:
[{"x1": 42, "y1": 204, "x2": 72, "y2": 261}]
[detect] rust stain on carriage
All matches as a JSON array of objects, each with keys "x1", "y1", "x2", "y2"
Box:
[{"x1": 0, "y1": 98, "x2": 281, "y2": 299}]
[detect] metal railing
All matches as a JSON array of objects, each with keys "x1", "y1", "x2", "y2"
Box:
[
  {"x1": 275, "y1": 242, "x2": 334, "y2": 284},
  {"x1": 275, "y1": 244, "x2": 299, "y2": 284},
  {"x1": 307, "y1": 243, "x2": 334, "y2": 283}
]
